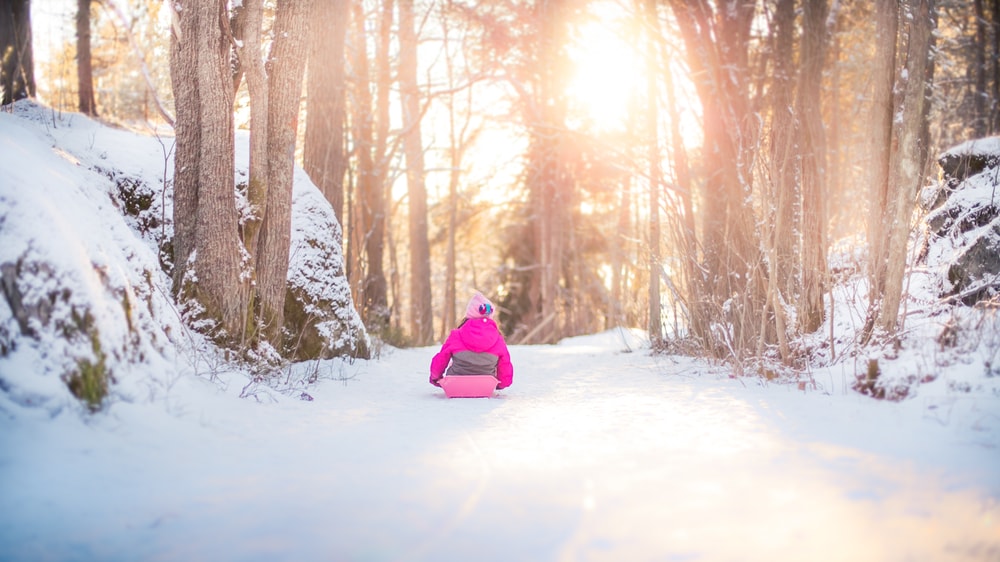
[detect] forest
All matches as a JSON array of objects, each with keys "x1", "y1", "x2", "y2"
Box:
[{"x1": 3, "y1": 0, "x2": 1000, "y2": 379}]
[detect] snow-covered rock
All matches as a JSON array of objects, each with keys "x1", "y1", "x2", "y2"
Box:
[
  {"x1": 0, "y1": 101, "x2": 368, "y2": 414},
  {"x1": 0, "y1": 102, "x2": 183, "y2": 414},
  {"x1": 284, "y1": 172, "x2": 370, "y2": 360},
  {"x1": 922, "y1": 137, "x2": 1000, "y2": 305}
]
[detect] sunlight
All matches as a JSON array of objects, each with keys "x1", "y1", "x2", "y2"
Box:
[{"x1": 565, "y1": 2, "x2": 643, "y2": 131}]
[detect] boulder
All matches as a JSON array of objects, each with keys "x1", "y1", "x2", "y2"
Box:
[{"x1": 923, "y1": 137, "x2": 1000, "y2": 304}]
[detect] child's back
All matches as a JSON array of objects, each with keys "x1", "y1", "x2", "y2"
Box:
[{"x1": 429, "y1": 293, "x2": 514, "y2": 389}]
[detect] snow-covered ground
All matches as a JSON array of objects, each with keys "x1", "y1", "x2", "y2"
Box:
[{"x1": 2, "y1": 329, "x2": 998, "y2": 561}]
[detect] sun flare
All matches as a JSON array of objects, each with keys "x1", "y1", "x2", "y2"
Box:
[{"x1": 565, "y1": 3, "x2": 644, "y2": 131}]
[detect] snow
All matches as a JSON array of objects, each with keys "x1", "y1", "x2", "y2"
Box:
[
  {"x1": 0, "y1": 104, "x2": 183, "y2": 413},
  {"x1": 1, "y1": 331, "x2": 999, "y2": 561},
  {"x1": 941, "y1": 137, "x2": 1000, "y2": 161},
  {"x1": 1, "y1": 105, "x2": 999, "y2": 560}
]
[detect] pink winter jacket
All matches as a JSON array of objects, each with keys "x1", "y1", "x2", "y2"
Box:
[{"x1": 430, "y1": 317, "x2": 514, "y2": 389}]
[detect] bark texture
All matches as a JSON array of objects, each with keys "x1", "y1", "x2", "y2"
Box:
[{"x1": 399, "y1": 0, "x2": 434, "y2": 346}]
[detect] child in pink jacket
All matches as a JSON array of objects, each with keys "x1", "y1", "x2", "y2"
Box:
[{"x1": 430, "y1": 292, "x2": 514, "y2": 389}]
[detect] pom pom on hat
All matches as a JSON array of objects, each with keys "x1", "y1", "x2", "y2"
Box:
[{"x1": 465, "y1": 292, "x2": 495, "y2": 319}]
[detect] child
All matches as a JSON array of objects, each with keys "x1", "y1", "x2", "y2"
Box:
[{"x1": 430, "y1": 292, "x2": 514, "y2": 390}]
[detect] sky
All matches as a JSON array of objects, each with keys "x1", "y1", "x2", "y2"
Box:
[
  {"x1": 1, "y1": 94, "x2": 1000, "y2": 561},
  {"x1": 31, "y1": 0, "x2": 74, "y2": 70}
]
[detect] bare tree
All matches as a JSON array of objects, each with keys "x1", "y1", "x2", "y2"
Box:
[
  {"x1": 864, "y1": 0, "x2": 899, "y2": 337},
  {"x1": 438, "y1": 2, "x2": 482, "y2": 338},
  {"x1": 76, "y1": 0, "x2": 97, "y2": 116},
  {"x1": 255, "y1": 0, "x2": 312, "y2": 345},
  {"x1": 368, "y1": 0, "x2": 393, "y2": 332},
  {"x1": 170, "y1": 0, "x2": 313, "y2": 349},
  {"x1": 168, "y1": 0, "x2": 246, "y2": 340},
  {"x1": 797, "y1": 0, "x2": 830, "y2": 333},
  {"x1": 518, "y1": 0, "x2": 575, "y2": 344},
  {"x1": 993, "y1": 0, "x2": 1000, "y2": 132},
  {"x1": 399, "y1": 0, "x2": 434, "y2": 346},
  {"x1": 1, "y1": 0, "x2": 35, "y2": 105},
  {"x1": 974, "y1": 0, "x2": 989, "y2": 137},
  {"x1": 769, "y1": 0, "x2": 798, "y2": 301},
  {"x1": 670, "y1": 0, "x2": 767, "y2": 360},
  {"x1": 229, "y1": 0, "x2": 313, "y2": 347},
  {"x1": 347, "y1": 0, "x2": 391, "y2": 332},
  {"x1": 877, "y1": 0, "x2": 937, "y2": 333},
  {"x1": 304, "y1": 0, "x2": 350, "y2": 224},
  {"x1": 231, "y1": 0, "x2": 267, "y2": 287},
  {"x1": 758, "y1": 0, "x2": 797, "y2": 362},
  {"x1": 644, "y1": 0, "x2": 662, "y2": 345}
]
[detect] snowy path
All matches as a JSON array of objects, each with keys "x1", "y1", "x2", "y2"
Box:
[{"x1": 2, "y1": 332, "x2": 999, "y2": 561}]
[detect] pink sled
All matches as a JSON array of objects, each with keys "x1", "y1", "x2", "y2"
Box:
[{"x1": 439, "y1": 375, "x2": 499, "y2": 398}]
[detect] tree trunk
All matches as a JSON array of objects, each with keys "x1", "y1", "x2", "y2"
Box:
[
  {"x1": 349, "y1": 0, "x2": 390, "y2": 331},
  {"x1": 304, "y1": 0, "x2": 350, "y2": 225},
  {"x1": 660, "y1": 12, "x2": 698, "y2": 340},
  {"x1": 439, "y1": 9, "x2": 475, "y2": 338},
  {"x1": 0, "y1": 0, "x2": 35, "y2": 105},
  {"x1": 231, "y1": 0, "x2": 268, "y2": 340},
  {"x1": 992, "y1": 0, "x2": 1000, "y2": 133},
  {"x1": 828, "y1": 8, "x2": 843, "y2": 235},
  {"x1": 524, "y1": 0, "x2": 572, "y2": 344},
  {"x1": 398, "y1": 0, "x2": 434, "y2": 346},
  {"x1": 256, "y1": 0, "x2": 311, "y2": 346},
  {"x1": 878, "y1": 0, "x2": 936, "y2": 333},
  {"x1": 76, "y1": 0, "x2": 97, "y2": 116},
  {"x1": 797, "y1": 0, "x2": 830, "y2": 333},
  {"x1": 233, "y1": 0, "x2": 267, "y2": 256},
  {"x1": 644, "y1": 0, "x2": 662, "y2": 345},
  {"x1": 770, "y1": 0, "x2": 798, "y2": 300},
  {"x1": 865, "y1": 0, "x2": 899, "y2": 332},
  {"x1": 361, "y1": 0, "x2": 392, "y2": 332},
  {"x1": 169, "y1": 0, "x2": 245, "y2": 340},
  {"x1": 168, "y1": 0, "x2": 200, "y2": 294},
  {"x1": 347, "y1": 2, "x2": 371, "y2": 313},
  {"x1": 760, "y1": 0, "x2": 797, "y2": 361},
  {"x1": 974, "y1": 0, "x2": 988, "y2": 137}
]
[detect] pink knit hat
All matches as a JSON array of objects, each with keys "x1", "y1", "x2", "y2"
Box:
[{"x1": 465, "y1": 292, "x2": 496, "y2": 319}]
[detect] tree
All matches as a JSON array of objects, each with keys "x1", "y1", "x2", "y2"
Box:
[
  {"x1": 304, "y1": 0, "x2": 350, "y2": 225},
  {"x1": 865, "y1": 0, "x2": 898, "y2": 326},
  {"x1": 437, "y1": 1, "x2": 483, "y2": 338},
  {"x1": 768, "y1": 0, "x2": 798, "y2": 303},
  {"x1": 757, "y1": 0, "x2": 797, "y2": 361},
  {"x1": 644, "y1": 0, "x2": 662, "y2": 345},
  {"x1": 347, "y1": 0, "x2": 391, "y2": 332},
  {"x1": 876, "y1": 0, "x2": 937, "y2": 333},
  {"x1": 490, "y1": 0, "x2": 577, "y2": 344},
  {"x1": 231, "y1": 0, "x2": 314, "y2": 348},
  {"x1": 670, "y1": 0, "x2": 767, "y2": 360},
  {"x1": 76, "y1": 0, "x2": 97, "y2": 116},
  {"x1": 864, "y1": 0, "x2": 938, "y2": 337},
  {"x1": 398, "y1": 0, "x2": 434, "y2": 346},
  {"x1": 255, "y1": 0, "x2": 312, "y2": 345},
  {"x1": 168, "y1": 0, "x2": 246, "y2": 340},
  {"x1": 0, "y1": 0, "x2": 35, "y2": 105},
  {"x1": 230, "y1": 0, "x2": 267, "y2": 300},
  {"x1": 993, "y1": 0, "x2": 1000, "y2": 132},
  {"x1": 796, "y1": 0, "x2": 830, "y2": 333}
]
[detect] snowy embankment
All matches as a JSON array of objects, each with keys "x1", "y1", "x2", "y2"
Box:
[{"x1": 1, "y1": 330, "x2": 998, "y2": 561}]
